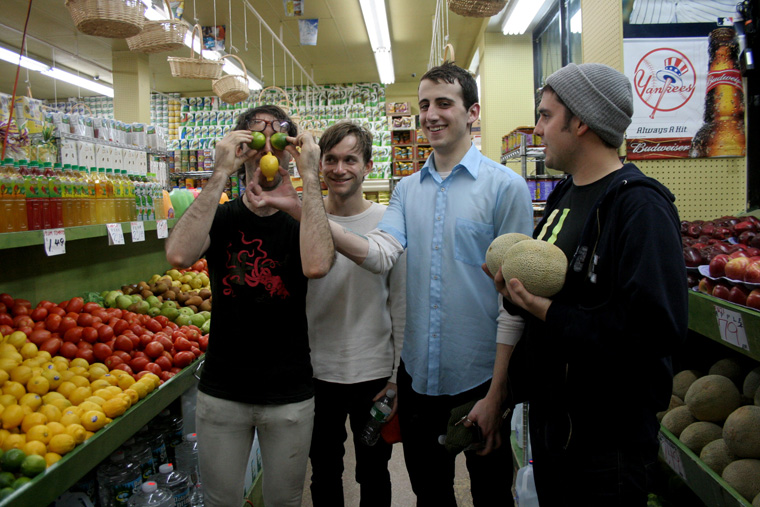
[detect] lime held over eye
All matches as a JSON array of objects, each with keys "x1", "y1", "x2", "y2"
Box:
[
  {"x1": 248, "y1": 131, "x2": 266, "y2": 150},
  {"x1": 271, "y1": 132, "x2": 289, "y2": 151}
]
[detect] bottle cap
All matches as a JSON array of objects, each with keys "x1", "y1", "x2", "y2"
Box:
[
  {"x1": 159, "y1": 463, "x2": 174, "y2": 474},
  {"x1": 186, "y1": 433, "x2": 198, "y2": 442},
  {"x1": 386, "y1": 389, "x2": 396, "y2": 398},
  {"x1": 142, "y1": 481, "x2": 158, "y2": 493}
]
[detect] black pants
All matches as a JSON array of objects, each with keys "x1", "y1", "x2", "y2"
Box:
[
  {"x1": 309, "y1": 378, "x2": 393, "y2": 507},
  {"x1": 397, "y1": 362, "x2": 513, "y2": 507}
]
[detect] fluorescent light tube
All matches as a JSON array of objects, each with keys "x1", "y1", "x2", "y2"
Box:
[
  {"x1": 42, "y1": 68, "x2": 114, "y2": 97},
  {"x1": 359, "y1": 0, "x2": 391, "y2": 51},
  {"x1": 502, "y1": 0, "x2": 548, "y2": 35},
  {"x1": 374, "y1": 49, "x2": 395, "y2": 85},
  {"x1": 222, "y1": 59, "x2": 263, "y2": 90},
  {"x1": 0, "y1": 46, "x2": 50, "y2": 72},
  {"x1": 570, "y1": 10, "x2": 582, "y2": 34}
]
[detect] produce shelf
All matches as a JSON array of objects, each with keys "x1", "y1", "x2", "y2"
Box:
[
  {"x1": 0, "y1": 360, "x2": 201, "y2": 507},
  {"x1": 688, "y1": 290, "x2": 760, "y2": 362},
  {"x1": 0, "y1": 219, "x2": 177, "y2": 250},
  {"x1": 658, "y1": 427, "x2": 751, "y2": 507},
  {"x1": 510, "y1": 432, "x2": 525, "y2": 470}
]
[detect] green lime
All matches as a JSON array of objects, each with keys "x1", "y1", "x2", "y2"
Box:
[
  {"x1": 271, "y1": 132, "x2": 289, "y2": 151},
  {"x1": 248, "y1": 131, "x2": 266, "y2": 150},
  {"x1": 11, "y1": 476, "x2": 31, "y2": 489},
  {"x1": 0, "y1": 472, "x2": 15, "y2": 489},
  {"x1": 0, "y1": 487, "x2": 14, "y2": 500},
  {"x1": 0, "y1": 449, "x2": 26, "y2": 473},
  {"x1": 20, "y1": 454, "x2": 46, "y2": 478}
]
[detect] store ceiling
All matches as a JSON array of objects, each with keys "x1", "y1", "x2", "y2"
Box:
[{"x1": 0, "y1": 0, "x2": 495, "y2": 101}]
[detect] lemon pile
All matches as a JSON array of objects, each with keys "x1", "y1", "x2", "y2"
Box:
[
  {"x1": 156, "y1": 268, "x2": 211, "y2": 294},
  {"x1": 0, "y1": 331, "x2": 159, "y2": 471}
]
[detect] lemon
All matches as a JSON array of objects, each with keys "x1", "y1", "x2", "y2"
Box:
[
  {"x1": 77, "y1": 401, "x2": 104, "y2": 415},
  {"x1": 85, "y1": 396, "x2": 107, "y2": 407},
  {"x1": 46, "y1": 421, "x2": 65, "y2": 437},
  {"x1": 70, "y1": 358, "x2": 89, "y2": 370},
  {"x1": 84, "y1": 431, "x2": 95, "y2": 440},
  {"x1": 18, "y1": 343, "x2": 38, "y2": 360},
  {"x1": 38, "y1": 404, "x2": 62, "y2": 424},
  {"x1": 0, "y1": 370, "x2": 8, "y2": 387},
  {"x1": 117, "y1": 375, "x2": 135, "y2": 390},
  {"x1": 80, "y1": 411, "x2": 109, "y2": 432},
  {"x1": 0, "y1": 448, "x2": 25, "y2": 472},
  {"x1": 22, "y1": 440, "x2": 47, "y2": 457},
  {"x1": 1, "y1": 433, "x2": 25, "y2": 451},
  {"x1": 88, "y1": 366, "x2": 109, "y2": 381},
  {"x1": 59, "y1": 410, "x2": 81, "y2": 427},
  {"x1": 100, "y1": 373, "x2": 120, "y2": 386},
  {"x1": 56, "y1": 381, "x2": 77, "y2": 399},
  {"x1": 0, "y1": 343, "x2": 18, "y2": 357},
  {"x1": 122, "y1": 389, "x2": 139, "y2": 405},
  {"x1": 20, "y1": 412, "x2": 47, "y2": 433},
  {"x1": 68, "y1": 386, "x2": 92, "y2": 406},
  {"x1": 25, "y1": 423, "x2": 51, "y2": 444},
  {"x1": 0, "y1": 395, "x2": 15, "y2": 408},
  {"x1": 69, "y1": 375, "x2": 90, "y2": 388},
  {"x1": 27, "y1": 376, "x2": 49, "y2": 396},
  {"x1": 271, "y1": 132, "x2": 289, "y2": 150},
  {"x1": 36, "y1": 351, "x2": 52, "y2": 363},
  {"x1": 1, "y1": 404, "x2": 24, "y2": 430},
  {"x1": 6, "y1": 331, "x2": 27, "y2": 350},
  {"x1": 90, "y1": 379, "x2": 112, "y2": 392},
  {"x1": 41, "y1": 369, "x2": 63, "y2": 390},
  {"x1": 130, "y1": 382, "x2": 149, "y2": 399},
  {"x1": 54, "y1": 361, "x2": 70, "y2": 374},
  {"x1": 0, "y1": 406, "x2": 4, "y2": 419},
  {"x1": 260, "y1": 152, "x2": 279, "y2": 181},
  {"x1": 65, "y1": 423, "x2": 87, "y2": 444},
  {"x1": 117, "y1": 392, "x2": 133, "y2": 410},
  {"x1": 0, "y1": 430, "x2": 9, "y2": 447},
  {"x1": 47, "y1": 433, "x2": 75, "y2": 455},
  {"x1": 47, "y1": 398, "x2": 72, "y2": 412},
  {"x1": 9, "y1": 365, "x2": 32, "y2": 385},
  {"x1": 2, "y1": 381, "x2": 25, "y2": 400},
  {"x1": 93, "y1": 388, "x2": 116, "y2": 401},
  {"x1": 44, "y1": 452, "x2": 61, "y2": 467},
  {"x1": 18, "y1": 393, "x2": 42, "y2": 411},
  {"x1": 20, "y1": 453, "x2": 46, "y2": 476}
]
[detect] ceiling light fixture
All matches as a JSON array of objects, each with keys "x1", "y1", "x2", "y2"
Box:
[
  {"x1": 359, "y1": 0, "x2": 395, "y2": 84},
  {"x1": 0, "y1": 46, "x2": 49, "y2": 72},
  {"x1": 501, "y1": 0, "x2": 548, "y2": 35}
]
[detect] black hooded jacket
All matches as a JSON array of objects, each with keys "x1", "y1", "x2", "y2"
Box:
[{"x1": 507, "y1": 163, "x2": 688, "y2": 452}]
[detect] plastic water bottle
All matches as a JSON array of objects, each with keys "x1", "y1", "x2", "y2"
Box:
[
  {"x1": 136, "y1": 426, "x2": 168, "y2": 472},
  {"x1": 360, "y1": 389, "x2": 396, "y2": 446},
  {"x1": 127, "y1": 481, "x2": 175, "y2": 507},
  {"x1": 150, "y1": 463, "x2": 191, "y2": 507},
  {"x1": 175, "y1": 433, "x2": 203, "y2": 505},
  {"x1": 515, "y1": 460, "x2": 540, "y2": 507},
  {"x1": 97, "y1": 451, "x2": 143, "y2": 506},
  {"x1": 124, "y1": 438, "x2": 157, "y2": 482},
  {"x1": 152, "y1": 409, "x2": 184, "y2": 464}
]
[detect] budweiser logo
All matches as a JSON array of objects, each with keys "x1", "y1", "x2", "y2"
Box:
[
  {"x1": 706, "y1": 69, "x2": 742, "y2": 91},
  {"x1": 629, "y1": 142, "x2": 690, "y2": 153}
]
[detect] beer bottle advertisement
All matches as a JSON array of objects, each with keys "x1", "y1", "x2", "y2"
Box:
[{"x1": 622, "y1": 3, "x2": 746, "y2": 160}]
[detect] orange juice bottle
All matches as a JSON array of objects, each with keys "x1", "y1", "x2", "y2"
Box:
[
  {"x1": 6, "y1": 159, "x2": 28, "y2": 231},
  {"x1": 79, "y1": 166, "x2": 94, "y2": 226},
  {"x1": 94, "y1": 167, "x2": 107, "y2": 225},
  {"x1": 122, "y1": 170, "x2": 136, "y2": 221},
  {"x1": 61, "y1": 164, "x2": 74, "y2": 227},
  {"x1": 47, "y1": 162, "x2": 64, "y2": 229}
]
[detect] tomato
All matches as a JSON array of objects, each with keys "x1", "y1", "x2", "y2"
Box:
[
  {"x1": 135, "y1": 370, "x2": 154, "y2": 381},
  {"x1": 198, "y1": 335, "x2": 208, "y2": 352},
  {"x1": 58, "y1": 316, "x2": 77, "y2": 335},
  {"x1": 169, "y1": 367, "x2": 182, "y2": 375},
  {"x1": 75, "y1": 348, "x2": 95, "y2": 363},
  {"x1": 174, "y1": 337, "x2": 193, "y2": 352},
  {"x1": 173, "y1": 351, "x2": 195, "y2": 368},
  {"x1": 155, "y1": 336, "x2": 173, "y2": 352},
  {"x1": 77, "y1": 341, "x2": 93, "y2": 351},
  {"x1": 113, "y1": 319, "x2": 129, "y2": 336},
  {"x1": 113, "y1": 363, "x2": 133, "y2": 375},
  {"x1": 190, "y1": 346, "x2": 202, "y2": 358},
  {"x1": 13, "y1": 315, "x2": 33, "y2": 328},
  {"x1": 130, "y1": 324, "x2": 145, "y2": 336},
  {"x1": 60, "y1": 341, "x2": 78, "y2": 359},
  {"x1": 98, "y1": 325, "x2": 114, "y2": 342},
  {"x1": 11, "y1": 304, "x2": 28, "y2": 317},
  {"x1": 128, "y1": 334, "x2": 140, "y2": 349},
  {"x1": 144, "y1": 362, "x2": 162, "y2": 376},
  {"x1": 57, "y1": 300, "x2": 69, "y2": 309},
  {"x1": 29, "y1": 329, "x2": 52, "y2": 346},
  {"x1": 154, "y1": 315, "x2": 170, "y2": 328},
  {"x1": 40, "y1": 337, "x2": 62, "y2": 355},
  {"x1": 65, "y1": 312, "x2": 79, "y2": 321},
  {"x1": 0, "y1": 314, "x2": 12, "y2": 327},
  {"x1": 93, "y1": 343, "x2": 112, "y2": 361},
  {"x1": 129, "y1": 356, "x2": 150, "y2": 373},
  {"x1": 155, "y1": 355, "x2": 173, "y2": 371},
  {"x1": 83, "y1": 302, "x2": 101, "y2": 314},
  {"x1": 191, "y1": 260, "x2": 205, "y2": 272},
  {"x1": 107, "y1": 308, "x2": 123, "y2": 319},
  {"x1": 145, "y1": 319, "x2": 162, "y2": 334},
  {"x1": 133, "y1": 350, "x2": 148, "y2": 359},
  {"x1": 167, "y1": 322, "x2": 179, "y2": 331},
  {"x1": 66, "y1": 297, "x2": 85, "y2": 314},
  {"x1": 160, "y1": 371, "x2": 175, "y2": 382},
  {"x1": 139, "y1": 334, "x2": 153, "y2": 348},
  {"x1": 79, "y1": 327, "x2": 97, "y2": 345},
  {"x1": 144, "y1": 341, "x2": 164, "y2": 359},
  {"x1": 0, "y1": 293, "x2": 14, "y2": 307},
  {"x1": 113, "y1": 350, "x2": 132, "y2": 363},
  {"x1": 0, "y1": 325, "x2": 13, "y2": 336},
  {"x1": 104, "y1": 355, "x2": 124, "y2": 369},
  {"x1": 18, "y1": 326, "x2": 33, "y2": 338},
  {"x1": 114, "y1": 335, "x2": 134, "y2": 353},
  {"x1": 77, "y1": 313, "x2": 94, "y2": 327},
  {"x1": 92, "y1": 321, "x2": 104, "y2": 330},
  {"x1": 14, "y1": 299, "x2": 31, "y2": 308},
  {"x1": 30, "y1": 307, "x2": 48, "y2": 322},
  {"x1": 92, "y1": 309, "x2": 109, "y2": 321},
  {"x1": 0, "y1": 303, "x2": 5, "y2": 314},
  {"x1": 63, "y1": 326, "x2": 84, "y2": 343}
]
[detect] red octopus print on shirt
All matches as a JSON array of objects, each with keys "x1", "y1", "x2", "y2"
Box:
[{"x1": 221, "y1": 231, "x2": 290, "y2": 298}]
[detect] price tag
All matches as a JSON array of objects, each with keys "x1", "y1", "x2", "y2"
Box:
[
  {"x1": 106, "y1": 223, "x2": 125, "y2": 245},
  {"x1": 131, "y1": 221, "x2": 145, "y2": 243},
  {"x1": 156, "y1": 219, "x2": 169, "y2": 239},
  {"x1": 658, "y1": 433, "x2": 687, "y2": 480},
  {"x1": 714, "y1": 306, "x2": 750, "y2": 351},
  {"x1": 43, "y1": 228, "x2": 66, "y2": 256}
]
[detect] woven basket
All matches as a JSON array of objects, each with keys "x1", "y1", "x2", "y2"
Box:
[
  {"x1": 448, "y1": 0, "x2": 507, "y2": 18},
  {"x1": 257, "y1": 86, "x2": 300, "y2": 133},
  {"x1": 212, "y1": 55, "x2": 251, "y2": 104},
  {"x1": 65, "y1": 0, "x2": 145, "y2": 38},
  {"x1": 126, "y1": 0, "x2": 187, "y2": 54},
  {"x1": 444, "y1": 43, "x2": 456, "y2": 63},
  {"x1": 167, "y1": 25, "x2": 223, "y2": 80}
]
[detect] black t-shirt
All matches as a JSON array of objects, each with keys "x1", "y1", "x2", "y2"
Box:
[
  {"x1": 199, "y1": 198, "x2": 313, "y2": 404},
  {"x1": 536, "y1": 172, "x2": 616, "y2": 261}
]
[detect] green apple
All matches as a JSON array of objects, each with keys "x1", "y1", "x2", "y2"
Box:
[
  {"x1": 105, "y1": 290, "x2": 122, "y2": 308},
  {"x1": 178, "y1": 307, "x2": 195, "y2": 317},
  {"x1": 146, "y1": 295, "x2": 160, "y2": 308},
  {"x1": 116, "y1": 295, "x2": 133, "y2": 310},
  {"x1": 130, "y1": 294, "x2": 143, "y2": 303},
  {"x1": 190, "y1": 313, "x2": 206, "y2": 327},
  {"x1": 175, "y1": 314, "x2": 192, "y2": 327},
  {"x1": 161, "y1": 301, "x2": 178, "y2": 310},
  {"x1": 201, "y1": 319, "x2": 211, "y2": 334},
  {"x1": 147, "y1": 307, "x2": 161, "y2": 317},
  {"x1": 198, "y1": 311, "x2": 211, "y2": 321},
  {"x1": 160, "y1": 307, "x2": 180, "y2": 321},
  {"x1": 135, "y1": 301, "x2": 150, "y2": 314},
  {"x1": 248, "y1": 131, "x2": 266, "y2": 150}
]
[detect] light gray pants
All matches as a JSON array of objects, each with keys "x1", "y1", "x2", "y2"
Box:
[{"x1": 195, "y1": 391, "x2": 315, "y2": 507}]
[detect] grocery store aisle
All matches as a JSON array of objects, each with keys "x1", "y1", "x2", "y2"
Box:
[{"x1": 300, "y1": 421, "x2": 474, "y2": 506}]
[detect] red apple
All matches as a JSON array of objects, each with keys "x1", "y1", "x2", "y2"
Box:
[
  {"x1": 747, "y1": 248, "x2": 760, "y2": 257},
  {"x1": 709, "y1": 254, "x2": 731, "y2": 277},
  {"x1": 687, "y1": 223, "x2": 703, "y2": 238},
  {"x1": 729, "y1": 250, "x2": 749, "y2": 259},
  {"x1": 725, "y1": 256, "x2": 752, "y2": 280},
  {"x1": 712, "y1": 242, "x2": 732, "y2": 254},
  {"x1": 698, "y1": 277, "x2": 716, "y2": 295},
  {"x1": 713, "y1": 227, "x2": 732, "y2": 240},
  {"x1": 682, "y1": 236, "x2": 696, "y2": 247},
  {"x1": 713, "y1": 283, "x2": 731, "y2": 300},
  {"x1": 746, "y1": 259, "x2": 760, "y2": 283},
  {"x1": 683, "y1": 247, "x2": 703, "y2": 268},
  {"x1": 739, "y1": 231, "x2": 756, "y2": 245},
  {"x1": 747, "y1": 289, "x2": 760, "y2": 310},
  {"x1": 734, "y1": 221, "x2": 755, "y2": 233},
  {"x1": 701, "y1": 222, "x2": 716, "y2": 236},
  {"x1": 728, "y1": 285, "x2": 750, "y2": 306}
]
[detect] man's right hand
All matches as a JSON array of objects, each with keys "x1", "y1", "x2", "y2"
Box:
[{"x1": 214, "y1": 130, "x2": 258, "y2": 177}]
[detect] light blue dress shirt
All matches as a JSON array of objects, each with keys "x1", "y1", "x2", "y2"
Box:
[{"x1": 378, "y1": 144, "x2": 533, "y2": 395}]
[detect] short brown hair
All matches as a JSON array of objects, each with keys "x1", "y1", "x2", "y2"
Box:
[
  {"x1": 420, "y1": 61, "x2": 478, "y2": 111},
  {"x1": 318, "y1": 121, "x2": 373, "y2": 166}
]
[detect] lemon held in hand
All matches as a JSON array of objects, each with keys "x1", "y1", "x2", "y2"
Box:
[
  {"x1": 248, "y1": 131, "x2": 266, "y2": 150},
  {"x1": 260, "y1": 152, "x2": 279, "y2": 182}
]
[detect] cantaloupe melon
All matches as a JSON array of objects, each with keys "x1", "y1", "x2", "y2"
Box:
[
  {"x1": 700, "y1": 439, "x2": 736, "y2": 475},
  {"x1": 679, "y1": 421, "x2": 722, "y2": 454},
  {"x1": 709, "y1": 358, "x2": 748, "y2": 390},
  {"x1": 657, "y1": 395, "x2": 684, "y2": 422},
  {"x1": 685, "y1": 374, "x2": 741, "y2": 422},
  {"x1": 723, "y1": 406, "x2": 760, "y2": 459},
  {"x1": 501, "y1": 239, "x2": 567, "y2": 297},
  {"x1": 662, "y1": 406, "x2": 697, "y2": 437},
  {"x1": 722, "y1": 459, "x2": 760, "y2": 501},
  {"x1": 673, "y1": 370, "x2": 701, "y2": 400},
  {"x1": 484, "y1": 233, "x2": 531, "y2": 277},
  {"x1": 744, "y1": 366, "x2": 760, "y2": 400}
]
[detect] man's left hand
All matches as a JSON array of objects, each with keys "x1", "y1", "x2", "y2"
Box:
[
  {"x1": 246, "y1": 166, "x2": 302, "y2": 220},
  {"x1": 463, "y1": 396, "x2": 503, "y2": 456}
]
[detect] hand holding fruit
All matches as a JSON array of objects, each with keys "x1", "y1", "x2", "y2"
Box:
[
  {"x1": 245, "y1": 166, "x2": 302, "y2": 220},
  {"x1": 215, "y1": 130, "x2": 257, "y2": 177},
  {"x1": 284, "y1": 133, "x2": 320, "y2": 183}
]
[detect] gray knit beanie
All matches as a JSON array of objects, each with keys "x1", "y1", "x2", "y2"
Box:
[{"x1": 545, "y1": 63, "x2": 633, "y2": 147}]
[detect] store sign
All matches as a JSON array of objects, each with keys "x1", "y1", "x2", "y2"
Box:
[
  {"x1": 43, "y1": 229, "x2": 66, "y2": 256},
  {"x1": 658, "y1": 433, "x2": 687, "y2": 480},
  {"x1": 714, "y1": 306, "x2": 750, "y2": 351},
  {"x1": 106, "y1": 223, "x2": 125, "y2": 245},
  {"x1": 156, "y1": 220, "x2": 169, "y2": 239},
  {"x1": 131, "y1": 222, "x2": 145, "y2": 243}
]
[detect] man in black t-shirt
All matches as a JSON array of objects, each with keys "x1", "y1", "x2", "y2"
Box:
[
  {"x1": 166, "y1": 105, "x2": 334, "y2": 507},
  {"x1": 487, "y1": 64, "x2": 688, "y2": 506}
]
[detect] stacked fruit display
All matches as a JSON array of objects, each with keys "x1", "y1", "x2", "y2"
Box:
[{"x1": 681, "y1": 215, "x2": 760, "y2": 310}]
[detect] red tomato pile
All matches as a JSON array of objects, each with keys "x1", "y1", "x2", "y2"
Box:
[
  {"x1": 0, "y1": 293, "x2": 207, "y2": 383},
  {"x1": 179, "y1": 258, "x2": 208, "y2": 276}
]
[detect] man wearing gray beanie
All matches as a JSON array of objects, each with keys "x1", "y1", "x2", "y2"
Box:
[{"x1": 487, "y1": 63, "x2": 688, "y2": 506}]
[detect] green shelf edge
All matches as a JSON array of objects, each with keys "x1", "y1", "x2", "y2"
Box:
[
  {"x1": 688, "y1": 291, "x2": 760, "y2": 362},
  {"x1": 510, "y1": 432, "x2": 525, "y2": 471},
  {"x1": 659, "y1": 427, "x2": 751, "y2": 507},
  {"x1": 0, "y1": 219, "x2": 178, "y2": 250},
  {"x1": 0, "y1": 359, "x2": 200, "y2": 507}
]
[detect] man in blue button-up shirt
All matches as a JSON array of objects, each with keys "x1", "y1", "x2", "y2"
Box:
[{"x1": 252, "y1": 62, "x2": 533, "y2": 505}]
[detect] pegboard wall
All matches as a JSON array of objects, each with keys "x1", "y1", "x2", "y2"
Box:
[{"x1": 580, "y1": 0, "x2": 748, "y2": 221}]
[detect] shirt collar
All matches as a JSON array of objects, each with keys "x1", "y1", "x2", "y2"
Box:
[{"x1": 420, "y1": 143, "x2": 480, "y2": 182}]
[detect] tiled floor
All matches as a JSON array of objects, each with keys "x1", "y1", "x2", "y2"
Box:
[{"x1": 300, "y1": 422, "x2": 473, "y2": 507}]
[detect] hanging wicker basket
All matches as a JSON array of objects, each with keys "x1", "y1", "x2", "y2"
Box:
[
  {"x1": 167, "y1": 25, "x2": 223, "y2": 80},
  {"x1": 443, "y1": 43, "x2": 456, "y2": 63},
  {"x1": 65, "y1": 0, "x2": 145, "y2": 39},
  {"x1": 212, "y1": 55, "x2": 251, "y2": 104},
  {"x1": 448, "y1": 0, "x2": 507, "y2": 18},
  {"x1": 126, "y1": 0, "x2": 187, "y2": 54},
  {"x1": 257, "y1": 86, "x2": 300, "y2": 132}
]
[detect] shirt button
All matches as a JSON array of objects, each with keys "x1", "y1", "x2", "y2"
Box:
[
  {"x1": 436, "y1": 216, "x2": 441, "y2": 220},
  {"x1": 440, "y1": 187, "x2": 445, "y2": 192},
  {"x1": 433, "y1": 305, "x2": 438, "y2": 309},
  {"x1": 433, "y1": 275, "x2": 439, "y2": 280},
  {"x1": 433, "y1": 334, "x2": 438, "y2": 338},
  {"x1": 434, "y1": 245, "x2": 439, "y2": 250}
]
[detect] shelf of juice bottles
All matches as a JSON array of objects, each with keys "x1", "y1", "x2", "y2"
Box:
[
  {"x1": 0, "y1": 359, "x2": 201, "y2": 507},
  {"x1": 54, "y1": 132, "x2": 169, "y2": 157},
  {"x1": 0, "y1": 219, "x2": 178, "y2": 251}
]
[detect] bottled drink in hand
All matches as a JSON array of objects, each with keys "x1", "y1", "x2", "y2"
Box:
[{"x1": 360, "y1": 389, "x2": 396, "y2": 446}]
